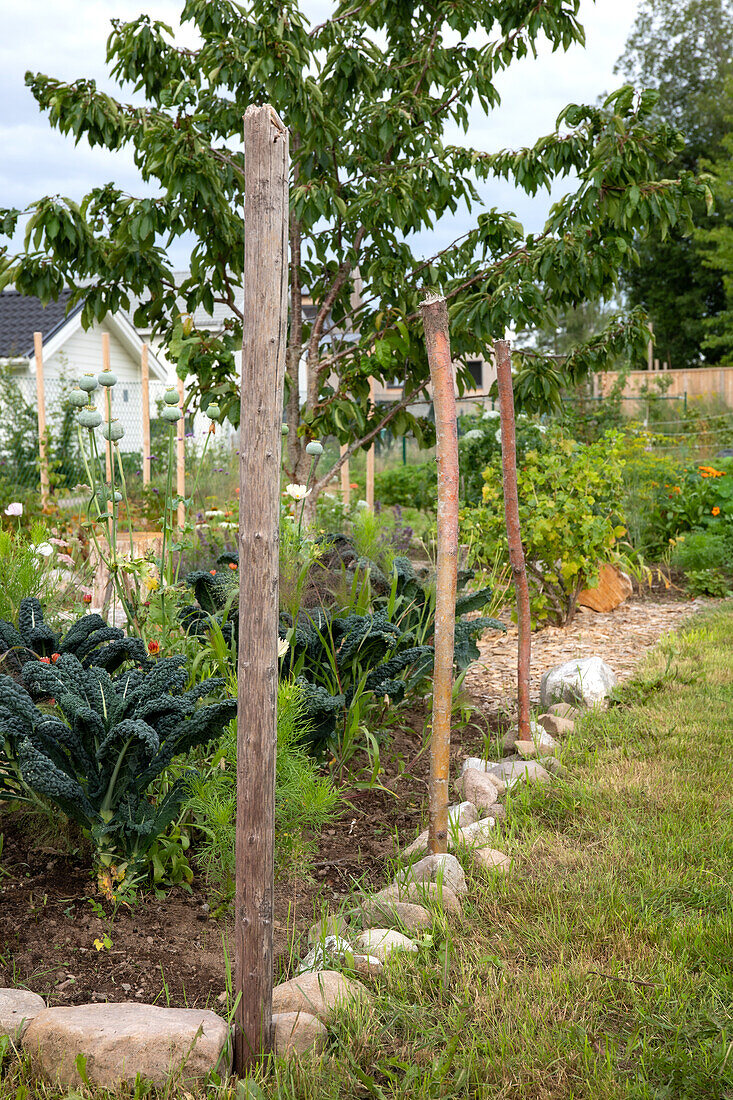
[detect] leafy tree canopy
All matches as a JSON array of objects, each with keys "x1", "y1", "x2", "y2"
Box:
[
  {"x1": 615, "y1": 0, "x2": 733, "y2": 369},
  {"x1": 0, "y1": 0, "x2": 711, "y2": 492}
]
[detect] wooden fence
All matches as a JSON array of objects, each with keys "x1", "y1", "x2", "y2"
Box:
[{"x1": 594, "y1": 365, "x2": 733, "y2": 408}]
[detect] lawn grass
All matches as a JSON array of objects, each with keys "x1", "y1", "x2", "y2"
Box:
[{"x1": 3, "y1": 605, "x2": 733, "y2": 1099}]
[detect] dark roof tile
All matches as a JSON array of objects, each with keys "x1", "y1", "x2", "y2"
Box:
[{"x1": 0, "y1": 289, "x2": 79, "y2": 358}]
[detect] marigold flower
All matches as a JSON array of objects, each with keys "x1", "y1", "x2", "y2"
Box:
[
  {"x1": 712, "y1": 506, "x2": 721, "y2": 516},
  {"x1": 228, "y1": 562, "x2": 238, "y2": 571},
  {"x1": 147, "y1": 640, "x2": 161, "y2": 655},
  {"x1": 210, "y1": 569, "x2": 217, "y2": 575}
]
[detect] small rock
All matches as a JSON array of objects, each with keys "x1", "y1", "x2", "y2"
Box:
[
  {"x1": 540, "y1": 656, "x2": 616, "y2": 709},
  {"x1": 455, "y1": 768, "x2": 506, "y2": 809},
  {"x1": 358, "y1": 900, "x2": 432, "y2": 933},
  {"x1": 350, "y1": 954, "x2": 384, "y2": 978},
  {"x1": 448, "y1": 801, "x2": 479, "y2": 828},
  {"x1": 370, "y1": 881, "x2": 461, "y2": 916},
  {"x1": 548, "y1": 702, "x2": 578, "y2": 720},
  {"x1": 272, "y1": 1012, "x2": 327, "y2": 1057},
  {"x1": 485, "y1": 803, "x2": 506, "y2": 821},
  {"x1": 297, "y1": 936, "x2": 354, "y2": 975},
  {"x1": 22, "y1": 1004, "x2": 231, "y2": 1087},
  {"x1": 485, "y1": 759, "x2": 552, "y2": 789},
  {"x1": 514, "y1": 731, "x2": 558, "y2": 758},
  {"x1": 501, "y1": 729, "x2": 518, "y2": 754},
  {"x1": 272, "y1": 971, "x2": 368, "y2": 1023},
  {"x1": 0, "y1": 989, "x2": 46, "y2": 1041},
  {"x1": 468, "y1": 848, "x2": 511, "y2": 874},
  {"x1": 397, "y1": 853, "x2": 467, "y2": 896},
  {"x1": 455, "y1": 819, "x2": 496, "y2": 849},
  {"x1": 356, "y1": 930, "x2": 418, "y2": 961},
  {"x1": 217, "y1": 991, "x2": 228, "y2": 1005},
  {"x1": 537, "y1": 755, "x2": 568, "y2": 778},
  {"x1": 536, "y1": 714, "x2": 575, "y2": 737},
  {"x1": 307, "y1": 914, "x2": 348, "y2": 945}
]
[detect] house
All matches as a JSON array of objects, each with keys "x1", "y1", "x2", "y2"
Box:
[{"x1": 0, "y1": 288, "x2": 169, "y2": 455}]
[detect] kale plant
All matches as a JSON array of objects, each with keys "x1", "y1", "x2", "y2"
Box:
[
  {"x1": 0, "y1": 598, "x2": 148, "y2": 682},
  {"x1": 0, "y1": 654, "x2": 236, "y2": 894}
]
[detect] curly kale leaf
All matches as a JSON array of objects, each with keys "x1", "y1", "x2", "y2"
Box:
[
  {"x1": 294, "y1": 679, "x2": 345, "y2": 745},
  {"x1": 454, "y1": 615, "x2": 507, "y2": 669},
  {"x1": 15, "y1": 735, "x2": 97, "y2": 827},
  {"x1": 185, "y1": 570, "x2": 237, "y2": 615}
]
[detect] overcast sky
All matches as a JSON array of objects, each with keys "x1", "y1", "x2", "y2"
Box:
[{"x1": 0, "y1": 0, "x2": 641, "y2": 267}]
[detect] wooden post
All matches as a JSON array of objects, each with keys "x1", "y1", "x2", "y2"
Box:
[
  {"x1": 494, "y1": 339, "x2": 531, "y2": 740},
  {"x1": 33, "y1": 332, "x2": 50, "y2": 508},
  {"x1": 421, "y1": 294, "x2": 458, "y2": 856},
  {"x1": 647, "y1": 322, "x2": 654, "y2": 372},
  {"x1": 340, "y1": 444, "x2": 351, "y2": 506},
  {"x1": 102, "y1": 333, "x2": 113, "y2": 485},
  {"x1": 141, "y1": 343, "x2": 151, "y2": 486},
  {"x1": 366, "y1": 376, "x2": 375, "y2": 508},
  {"x1": 177, "y1": 378, "x2": 185, "y2": 530},
  {"x1": 235, "y1": 104, "x2": 289, "y2": 1071}
]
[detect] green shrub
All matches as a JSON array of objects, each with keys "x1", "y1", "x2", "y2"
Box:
[
  {"x1": 461, "y1": 428, "x2": 628, "y2": 625},
  {"x1": 648, "y1": 458, "x2": 733, "y2": 548},
  {"x1": 670, "y1": 530, "x2": 732, "y2": 596},
  {"x1": 374, "y1": 462, "x2": 436, "y2": 512},
  {"x1": 186, "y1": 680, "x2": 339, "y2": 893},
  {"x1": 0, "y1": 654, "x2": 236, "y2": 894}
]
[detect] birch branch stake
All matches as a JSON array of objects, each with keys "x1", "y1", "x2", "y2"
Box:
[
  {"x1": 421, "y1": 293, "x2": 458, "y2": 854},
  {"x1": 494, "y1": 338, "x2": 531, "y2": 739},
  {"x1": 235, "y1": 104, "x2": 289, "y2": 1071}
]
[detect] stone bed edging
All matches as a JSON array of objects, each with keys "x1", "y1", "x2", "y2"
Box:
[{"x1": 0, "y1": 657, "x2": 613, "y2": 1086}]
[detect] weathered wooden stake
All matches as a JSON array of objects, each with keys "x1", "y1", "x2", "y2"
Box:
[
  {"x1": 494, "y1": 339, "x2": 531, "y2": 739},
  {"x1": 366, "y1": 376, "x2": 375, "y2": 507},
  {"x1": 340, "y1": 444, "x2": 351, "y2": 505},
  {"x1": 141, "y1": 343, "x2": 151, "y2": 487},
  {"x1": 176, "y1": 377, "x2": 185, "y2": 530},
  {"x1": 421, "y1": 294, "x2": 458, "y2": 855},
  {"x1": 33, "y1": 332, "x2": 50, "y2": 508},
  {"x1": 102, "y1": 333, "x2": 113, "y2": 486},
  {"x1": 235, "y1": 104, "x2": 289, "y2": 1071}
]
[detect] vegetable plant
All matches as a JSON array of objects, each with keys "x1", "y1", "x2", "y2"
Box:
[{"x1": 0, "y1": 653, "x2": 236, "y2": 895}]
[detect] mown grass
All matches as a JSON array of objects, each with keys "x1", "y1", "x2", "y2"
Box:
[{"x1": 3, "y1": 606, "x2": 733, "y2": 1099}]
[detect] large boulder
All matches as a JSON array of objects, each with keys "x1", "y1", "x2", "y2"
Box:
[
  {"x1": 540, "y1": 656, "x2": 616, "y2": 709},
  {"x1": 22, "y1": 1003, "x2": 231, "y2": 1088},
  {"x1": 272, "y1": 1012, "x2": 327, "y2": 1057},
  {"x1": 272, "y1": 971, "x2": 368, "y2": 1023},
  {"x1": 0, "y1": 989, "x2": 46, "y2": 1041},
  {"x1": 577, "y1": 564, "x2": 633, "y2": 613}
]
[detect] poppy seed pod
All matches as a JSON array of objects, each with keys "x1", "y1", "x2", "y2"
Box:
[
  {"x1": 98, "y1": 370, "x2": 117, "y2": 387},
  {"x1": 161, "y1": 406, "x2": 183, "y2": 423},
  {"x1": 206, "y1": 403, "x2": 221, "y2": 420},
  {"x1": 102, "y1": 420, "x2": 125, "y2": 442},
  {"x1": 68, "y1": 389, "x2": 88, "y2": 408},
  {"x1": 78, "y1": 374, "x2": 99, "y2": 393},
  {"x1": 78, "y1": 407, "x2": 102, "y2": 428},
  {"x1": 163, "y1": 388, "x2": 180, "y2": 405},
  {"x1": 306, "y1": 440, "x2": 323, "y2": 456},
  {"x1": 281, "y1": 423, "x2": 289, "y2": 436}
]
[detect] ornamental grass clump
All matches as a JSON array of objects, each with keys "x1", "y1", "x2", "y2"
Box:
[{"x1": 0, "y1": 654, "x2": 236, "y2": 896}]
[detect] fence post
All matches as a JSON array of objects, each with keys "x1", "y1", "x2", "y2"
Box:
[
  {"x1": 421, "y1": 293, "x2": 458, "y2": 856},
  {"x1": 177, "y1": 378, "x2": 185, "y2": 530},
  {"x1": 235, "y1": 103, "x2": 289, "y2": 1071},
  {"x1": 366, "y1": 376, "x2": 375, "y2": 507},
  {"x1": 340, "y1": 444, "x2": 351, "y2": 505},
  {"x1": 494, "y1": 339, "x2": 531, "y2": 740},
  {"x1": 32, "y1": 332, "x2": 50, "y2": 508},
  {"x1": 102, "y1": 333, "x2": 113, "y2": 487},
  {"x1": 141, "y1": 344, "x2": 151, "y2": 486}
]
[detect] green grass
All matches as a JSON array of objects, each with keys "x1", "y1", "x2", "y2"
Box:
[{"x1": 3, "y1": 606, "x2": 733, "y2": 1098}]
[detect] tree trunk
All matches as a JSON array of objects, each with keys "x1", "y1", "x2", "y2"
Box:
[
  {"x1": 421, "y1": 293, "x2": 458, "y2": 855},
  {"x1": 494, "y1": 338, "x2": 531, "y2": 740},
  {"x1": 235, "y1": 104, "x2": 289, "y2": 1072}
]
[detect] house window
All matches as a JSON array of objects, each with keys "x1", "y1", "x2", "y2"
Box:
[
  {"x1": 466, "y1": 360, "x2": 482, "y2": 388},
  {"x1": 123, "y1": 389, "x2": 129, "y2": 403}
]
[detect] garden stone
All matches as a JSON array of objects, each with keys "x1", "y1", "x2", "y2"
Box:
[
  {"x1": 468, "y1": 848, "x2": 511, "y2": 874},
  {"x1": 485, "y1": 759, "x2": 552, "y2": 789},
  {"x1": 540, "y1": 656, "x2": 616, "y2": 709},
  {"x1": 0, "y1": 989, "x2": 46, "y2": 1041},
  {"x1": 358, "y1": 899, "x2": 432, "y2": 932},
  {"x1": 538, "y1": 755, "x2": 568, "y2": 778},
  {"x1": 297, "y1": 936, "x2": 354, "y2": 974},
  {"x1": 501, "y1": 729, "x2": 519, "y2": 754},
  {"x1": 22, "y1": 1003, "x2": 231, "y2": 1088},
  {"x1": 307, "y1": 914, "x2": 349, "y2": 945},
  {"x1": 536, "y1": 714, "x2": 575, "y2": 737},
  {"x1": 456, "y1": 819, "x2": 497, "y2": 848},
  {"x1": 448, "y1": 801, "x2": 479, "y2": 828},
  {"x1": 485, "y1": 803, "x2": 506, "y2": 821},
  {"x1": 461, "y1": 758, "x2": 507, "y2": 791},
  {"x1": 548, "y1": 702, "x2": 579, "y2": 720},
  {"x1": 272, "y1": 1012, "x2": 327, "y2": 1057},
  {"x1": 455, "y1": 768, "x2": 506, "y2": 809},
  {"x1": 356, "y1": 929, "x2": 418, "y2": 961},
  {"x1": 350, "y1": 955, "x2": 384, "y2": 978},
  {"x1": 514, "y1": 732, "x2": 558, "y2": 758},
  {"x1": 271, "y1": 971, "x2": 368, "y2": 1023},
  {"x1": 370, "y1": 881, "x2": 461, "y2": 916},
  {"x1": 397, "y1": 853, "x2": 467, "y2": 896}
]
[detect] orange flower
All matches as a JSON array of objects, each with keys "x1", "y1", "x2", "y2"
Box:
[
  {"x1": 210, "y1": 569, "x2": 217, "y2": 575},
  {"x1": 83, "y1": 593, "x2": 92, "y2": 604},
  {"x1": 712, "y1": 506, "x2": 721, "y2": 516},
  {"x1": 51, "y1": 653, "x2": 60, "y2": 664},
  {"x1": 228, "y1": 562, "x2": 238, "y2": 571},
  {"x1": 147, "y1": 640, "x2": 161, "y2": 655}
]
